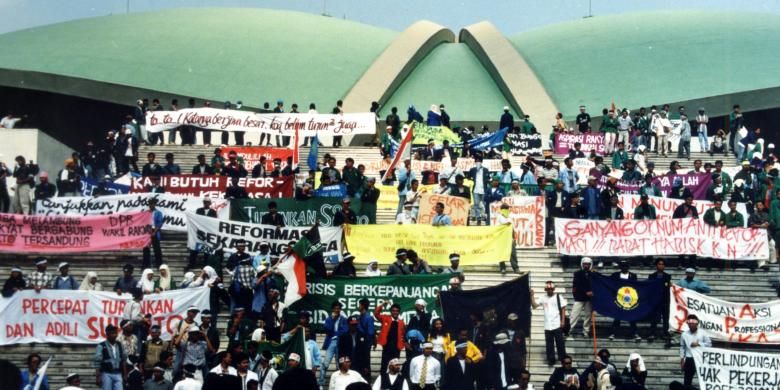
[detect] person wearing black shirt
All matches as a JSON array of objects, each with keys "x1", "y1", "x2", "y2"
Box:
[
  {"x1": 191, "y1": 154, "x2": 215, "y2": 175},
  {"x1": 360, "y1": 178, "x2": 380, "y2": 224},
  {"x1": 225, "y1": 177, "x2": 248, "y2": 200},
  {"x1": 162, "y1": 153, "x2": 181, "y2": 175},
  {"x1": 576, "y1": 106, "x2": 591, "y2": 133},
  {"x1": 260, "y1": 202, "x2": 285, "y2": 227},
  {"x1": 499, "y1": 106, "x2": 514, "y2": 131},
  {"x1": 141, "y1": 152, "x2": 163, "y2": 177},
  {"x1": 406, "y1": 299, "x2": 431, "y2": 336},
  {"x1": 673, "y1": 195, "x2": 699, "y2": 268},
  {"x1": 332, "y1": 252, "x2": 357, "y2": 277},
  {"x1": 34, "y1": 172, "x2": 57, "y2": 201},
  {"x1": 333, "y1": 198, "x2": 357, "y2": 226},
  {"x1": 281, "y1": 157, "x2": 299, "y2": 177},
  {"x1": 12, "y1": 155, "x2": 37, "y2": 214},
  {"x1": 647, "y1": 259, "x2": 673, "y2": 345},
  {"x1": 145, "y1": 176, "x2": 165, "y2": 194},
  {"x1": 222, "y1": 152, "x2": 248, "y2": 178},
  {"x1": 251, "y1": 157, "x2": 268, "y2": 178},
  {"x1": 226, "y1": 240, "x2": 252, "y2": 272}
]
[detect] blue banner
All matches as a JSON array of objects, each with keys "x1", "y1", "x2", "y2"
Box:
[
  {"x1": 79, "y1": 177, "x2": 130, "y2": 197},
  {"x1": 314, "y1": 183, "x2": 347, "y2": 198},
  {"x1": 453, "y1": 127, "x2": 508, "y2": 151},
  {"x1": 591, "y1": 273, "x2": 665, "y2": 322}
]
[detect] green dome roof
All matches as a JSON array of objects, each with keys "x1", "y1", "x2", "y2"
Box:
[
  {"x1": 0, "y1": 8, "x2": 398, "y2": 107},
  {"x1": 510, "y1": 10, "x2": 780, "y2": 118}
]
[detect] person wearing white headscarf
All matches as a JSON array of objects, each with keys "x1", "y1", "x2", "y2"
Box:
[
  {"x1": 79, "y1": 271, "x2": 103, "y2": 291},
  {"x1": 190, "y1": 266, "x2": 219, "y2": 288},
  {"x1": 364, "y1": 260, "x2": 382, "y2": 277},
  {"x1": 155, "y1": 264, "x2": 175, "y2": 292},
  {"x1": 139, "y1": 269, "x2": 155, "y2": 294},
  {"x1": 621, "y1": 352, "x2": 647, "y2": 388},
  {"x1": 180, "y1": 272, "x2": 195, "y2": 288}
]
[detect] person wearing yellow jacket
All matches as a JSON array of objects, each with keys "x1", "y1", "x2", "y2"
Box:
[{"x1": 444, "y1": 329, "x2": 483, "y2": 363}]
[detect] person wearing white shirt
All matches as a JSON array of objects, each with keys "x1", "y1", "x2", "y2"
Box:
[
  {"x1": 679, "y1": 314, "x2": 712, "y2": 387},
  {"x1": 329, "y1": 357, "x2": 366, "y2": 390},
  {"x1": 654, "y1": 111, "x2": 672, "y2": 156},
  {"x1": 173, "y1": 365, "x2": 202, "y2": 390},
  {"x1": 235, "y1": 352, "x2": 259, "y2": 390},
  {"x1": 254, "y1": 351, "x2": 278, "y2": 390},
  {"x1": 210, "y1": 351, "x2": 238, "y2": 376},
  {"x1": 409, "y1": 343, "x2": 440, "y2": 389},
  {"x1": 372, "y1": 358, "x2": 409, "y2": 390},
  {"x1": 396, "y1": 202, "x2": 416, "y2": 224},
  {"x1": 530, "y1": 281, "x2": 567, "y2": 365}
]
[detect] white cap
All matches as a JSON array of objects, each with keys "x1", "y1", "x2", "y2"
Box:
[
  {"x1": 288, "y1": 353, "x2": 301, "y2": 362},
  {"x1": 415, "y1": 298, "x2": 426, "y2": 307},
  {"x1": 422, "y1": 342, "x2": 433, "y2": 349}
]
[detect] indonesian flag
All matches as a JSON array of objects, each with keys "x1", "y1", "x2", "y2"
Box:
[
  {"x1": 277, "y1": 225, "x2": 323, "y2": 306},
  {"x1": 381, "y1": 122, "x2": 414, "y2": 183}
]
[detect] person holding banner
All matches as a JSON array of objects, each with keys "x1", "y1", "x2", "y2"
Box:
[
  {"x1": 142, "y1": 198, "x2": 165, "y2": 269},
  {"x1": 679, "y1": 314, "x2": 711, "y2": 387}
]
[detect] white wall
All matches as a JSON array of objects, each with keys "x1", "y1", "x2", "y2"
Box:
[{"x1": 0, "y1": 128, "x2": 74, "y2": 175}]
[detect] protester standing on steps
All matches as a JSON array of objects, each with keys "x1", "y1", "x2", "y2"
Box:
[
  {"x1": 530, "y1": 281, "x2": 567, "y2": 366},
  {"x1": 569, "y1": 258, "x2": 594, "y2": 339},
  {"x1": 679, "y1": 314, "x2": 711, "y2": 387},
  {"x1": 142, "y1": 198, "x2": 164, "y2": 269}
]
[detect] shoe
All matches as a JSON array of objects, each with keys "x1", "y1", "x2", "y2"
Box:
[
  {"x1": 634, "y1": 334, "x2": 642, "y2": 342},
  {"x1": 567, "y1": 335, "x2": 574, "y2": 341},
  {"x1": 597, "y1": 262, "x2": 604, "y2": 268},
  {"x1": 608, "y1": 334, "x2": 615, "y2": 340},
  {"x1": 582, "y1": 332, "x2": 589, "y2": 338}
]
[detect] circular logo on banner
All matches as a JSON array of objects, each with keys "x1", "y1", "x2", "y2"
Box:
[{"x1": 616, "y1": 286, "x2": 639, "y2": 310}]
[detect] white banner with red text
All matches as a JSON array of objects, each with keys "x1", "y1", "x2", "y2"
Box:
[
  {"x1": 691, "y1": 347, "x2": 780, "y2": 388},
  {"x1": 555, "y1": 218, "x2": 768, "y2": 260},
  {"x1": 36, "y1": 193, "x2": 230, "y2": 232},
  {"x1": 489, "y1": 196, "x2": 546, "y2": 248},
  {"x1": 146, "y1": 108, "x2": 376, "y2": 136},
  {"x1": 0, "y1": 287, "x2": 210, "y2": 345},
  {"x1": 669, "y1": 285, "x2": 780, "y2": 344}
]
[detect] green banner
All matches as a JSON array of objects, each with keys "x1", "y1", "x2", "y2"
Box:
[
  {"x1": 256, "y1": 330, "x2": 308, "y2": 372},
  {"x1": 286, "y1": 274, "x2": 453, "y2": 332},
  {"x1": 412, "y1": 123, "x2": 461, "y2": 145},
  {"x1": 230, "y1": 197, "x2": 376, "y2": 225}
]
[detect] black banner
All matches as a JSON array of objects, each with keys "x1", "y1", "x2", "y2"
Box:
[{"x1": 506, "y1": 133, "x2": 543, "y2": 156}]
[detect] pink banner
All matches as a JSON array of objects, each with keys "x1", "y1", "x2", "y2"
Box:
[
  {"x1": 0, "y1": 212, "x2": 152, "y2": 253},
  {"x1": 554, "y1": 133, "x2": 605, "y2": 155}
]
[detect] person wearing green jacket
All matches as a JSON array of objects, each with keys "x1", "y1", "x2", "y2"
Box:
[
  {"x1": 724, "y1": 200, "x2": 745, "y2": 228},
  {"x1": 633, "y1": 194, "x2": 657, "y2": 220},
  {"x1": 611, "y1": 142, "x2": 630, "y2": 169},
  {"x1": 713, "y1": 160, "x2": 733, "y2": 193},
  {"x1": 342, "y1": 158, "x2": 363, "y2": 198},
  {"x1": 521, "y1": 115, "x2": 536, "y2": 134},
  {"x1": 703, "y1": 199, "x2": 726, "y2": 227},
  {"x1": 602, "y1": 110, "x2": 619, "y2": 155}
]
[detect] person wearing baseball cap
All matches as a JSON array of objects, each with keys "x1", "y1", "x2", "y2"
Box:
[
  {"x1": 410, "y1": 342, "x2": 440, "y2": 389},
  {"x1": 333, "y1": 251, "x2": 357, "y2": 277}
]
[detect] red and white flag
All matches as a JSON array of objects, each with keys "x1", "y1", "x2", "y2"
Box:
[{"x1": 381, "y1": 123, "x2": 415, "y2": 183}]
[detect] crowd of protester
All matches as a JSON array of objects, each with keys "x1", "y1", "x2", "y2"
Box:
[{"x1": 0, "y1": 98, "x2": 775, "y2": 390}]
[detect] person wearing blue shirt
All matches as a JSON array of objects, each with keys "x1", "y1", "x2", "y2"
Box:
[
  {"x1": 20, "y1": 353, "x2": 49, "y2": 390},
  {"x1": 558, "y1": 158, "x2": 580, "y2": 194},
  {"x1": 320, "y1": 301, "x2": 348, "y2": 385},
  {"x1": 677, "y1": 269, "x2": 711, "y2": 294},
  {"x1": 357, "y1": 299, "x2": 376, "y2": 346},
  {"x1": 142, "y1": 198, "x2": 165, "y2": 268},
  {"x1": 395, "y1": 160, "x2": 416, "y2": 216},
  {"x1": 431, "y1": 202, "x2": 452, "y2": 226},
  {"x1": 581, "y1": 177, "x2": 602, "y2": 219}
]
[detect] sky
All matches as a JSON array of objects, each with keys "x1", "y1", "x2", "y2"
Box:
[{"x1": 1, "y1": 0, "x2": 779, "y2": 35}]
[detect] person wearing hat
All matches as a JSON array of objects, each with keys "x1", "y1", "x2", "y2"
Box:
[
  {"x1": 172, "y1": 306, "x2": 201, "y2": 352},
  {"x1": 29, "y1": 257, "x2": 52, "y2": 293},
  {"x1": 49, "y1": 261, "x2": 77, "y2": 290},
  {"x1": 444, "y1": 253, "x2": 465, "y2": 282},
  {"x1": 373, "y1": 357, "x2": 409, "y2": 390},
  {"x1": 409, "y1": 342, "x2": 440, "y2": 389},
  {"x1": 62, "y1": 372, "x2": 82, "y2": 390},
  {"x1": 396, "y1": 201, "x2": 417, "y2": 225},
  {"x1": 442, "y1": 341, "x2": 476, "y2": 390},
  {"x1": 333, "y1": 252, "x2": 358, "y2": 277},
  {"x1": 570, "y1": 258, "x2": 594, "y2": 338},
  {"x1": 531, "y1": 281, "x2": 568, "y2": 365},
  {"x1": 483, "y1": 332, "x2": 515, "y2": 389},
  {"x1": 94, "y1": 324, "x2": 127, "y2": 390},
  {"x1": 334, "y1": 198, "x2": 358, "y2": 226},
  {"x1": 2, "y1": 267, "x2": 26, "y2": 297},
  {"x1": 677, "y1": 268, "x2": 711, "y2": 294},
  {"x1": 407, "y1": 299, "x2": 431, "y2": 336},
  {"x1": 608, "y1": 262, "x2": 640, "y2": 341},
  {"x1": 173, "y1": 364, "x2": 201, "y2": 390},
  {"x1": 33, "y1": 171, "x2": 57, "y2": 201},
  {"x1": 142, "y1": 198, "x2": 165, "y2": 269},
  {"x1": 118, "y1": 318, "x2": 140, "y2": 359},
  {"x1": 499, "y1": 105, "x2": 514, "y2": 131},
  {"x1": 179, "y1": 324, "x2": 214, "y2": 382}
]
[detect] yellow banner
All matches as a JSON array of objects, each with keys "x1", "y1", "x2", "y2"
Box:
[{"x1": 345, "y1": 224, "x2": 512, "y2": 265}]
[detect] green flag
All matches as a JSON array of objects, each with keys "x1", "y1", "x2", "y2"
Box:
[{"x1": 256, "y1": 329, "x2": 308, "y2": 372}]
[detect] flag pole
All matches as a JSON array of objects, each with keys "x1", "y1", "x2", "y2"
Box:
[{"x1": 591, "y1": 310, "x2": 597, "y2": 355}]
